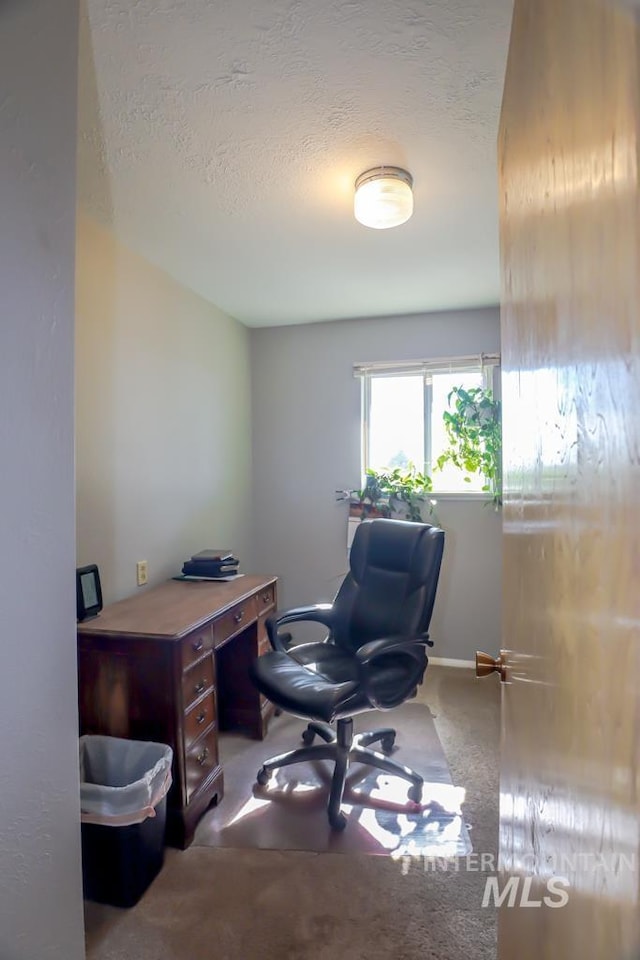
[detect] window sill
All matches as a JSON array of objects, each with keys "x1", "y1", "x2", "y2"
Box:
[{"x1": 430, "y1": 492, "x2": 495, "y2": 502}]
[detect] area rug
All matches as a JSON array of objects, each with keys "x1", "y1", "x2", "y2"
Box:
[{"x1": 194, "y1": 702, "x2": 470, "y2": 857}]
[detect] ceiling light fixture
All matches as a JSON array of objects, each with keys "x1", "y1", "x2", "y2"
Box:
[{"x1": 354, "y1": 166, "x2": 414, "y2": 230}]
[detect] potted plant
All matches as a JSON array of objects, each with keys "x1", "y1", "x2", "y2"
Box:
[
  {"x1": 435, "y1": 386, "x2": 502, "y2": 506},
  {"x1": 349, "y1": 470, "x2": 392, "y2": 520},
  {"x1": 350, "y1": 466, "x2": 436, "y2": 523},
  {"x1": 381, "y1": 465, "x2": 435, "y2": 522}
]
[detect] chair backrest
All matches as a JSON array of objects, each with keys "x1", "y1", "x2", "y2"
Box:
[{"x1": 332, "y1": 518, "x2": 445, "y2": 653}]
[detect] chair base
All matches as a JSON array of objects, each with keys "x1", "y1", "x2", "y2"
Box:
[{"x1": 256, "y1": 717, "x2": 424, "y2": 831}]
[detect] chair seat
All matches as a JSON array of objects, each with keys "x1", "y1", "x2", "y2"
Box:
[
  {"x1": 250, "y1": 650, "x2": 359, "y2": 723},
  {"x1": 250, "y1": 644, "x2": 417, "y2": 723},
  {"x1": 287, "y1": 641, "x2": 357, "y2": 678}
]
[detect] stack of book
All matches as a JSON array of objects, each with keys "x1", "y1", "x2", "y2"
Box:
[{"x1": 181, "y1": 549, "x2": 240, "y2": 579}]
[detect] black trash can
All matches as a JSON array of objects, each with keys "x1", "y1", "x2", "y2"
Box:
[{"x1": 79, "y1": 735, "x2": 173, "y2": 908}]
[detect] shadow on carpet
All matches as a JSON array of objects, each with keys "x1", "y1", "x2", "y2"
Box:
[{"x1": 194, "y1": 702, "x2": 471, "y2": 857}]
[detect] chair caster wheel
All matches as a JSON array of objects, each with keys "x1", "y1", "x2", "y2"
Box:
[
  {"x1": 257, "y1": 766, "x2": 270, "y2": 786},
  {"x1": 329, "y1": 810, "x2": 347, "y2": 831},
  {"x1": 301, "y1": 728, "x2": 315, "y2": 746},
  {"x1": 381, "y1": 735, "x2": 395, "y2": 754},
  {"x1": 407, "y1": 783, "x2": 423, "y2": 803}
]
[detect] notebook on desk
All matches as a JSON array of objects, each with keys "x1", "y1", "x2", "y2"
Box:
[{"x1": 190, "y1": 549, "x2": 234, "y2": 562}]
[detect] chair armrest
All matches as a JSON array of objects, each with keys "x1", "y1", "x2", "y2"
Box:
[
  {"x1": 355, "y1": 634, "x2": 431, "y2": 709},
  {"x1": 356, "y1": 635, "x2": 431, "y2": 663},
  {"x1": 266, "y1": 604, "x2": 336, "y2": 652}
]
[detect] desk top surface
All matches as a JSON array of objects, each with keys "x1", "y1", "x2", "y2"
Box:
[{"x1": 77, "y1": 574, "x2": 277, "y2": 640}]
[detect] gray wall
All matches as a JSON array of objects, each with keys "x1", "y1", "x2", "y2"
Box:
[
  {"x1": 75, "y1": 216, "x2": 253, "y2": 604},
  {"x1": 0, "y1": 1, "x2": 85, "y2": 958},
  {"x1": 250, "y1": 308, "x2": 502, "y2": 661}
]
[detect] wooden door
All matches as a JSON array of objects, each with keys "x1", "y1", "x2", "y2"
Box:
[{"x1": 498, "y1": 0, "x2": 640, "y2": 957}]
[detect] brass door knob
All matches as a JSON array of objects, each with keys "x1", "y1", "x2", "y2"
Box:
[{"x1": 476, "y1": 651, "x2": 507, "y2": 681}]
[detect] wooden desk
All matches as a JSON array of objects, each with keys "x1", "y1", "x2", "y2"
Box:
[{"x1": 77, "y1": 574, "x2": 277, "y2": 848}]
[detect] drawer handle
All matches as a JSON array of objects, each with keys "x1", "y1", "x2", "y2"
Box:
[
  {"x1": 194, "y1": 680, "x2": 207, "y2": 695},
  {"x1": 233, "y1": 610, "x2": 244, "y2": 624},
  {"x1": 192, "y1": 638, "x2": 204, "y2": 652},
  {"x1": 196, "y1": 746, "x2": 209, "y2": 766},
  {"x1": 262, "y1": 593, "x2": 271, "y2": 604},
  {"x1": 196, "y1": 710, "x2": 207, "y2": 725}
]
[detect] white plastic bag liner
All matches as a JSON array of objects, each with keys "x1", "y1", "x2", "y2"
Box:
[{"x1": 80, "y1": 735, "x2": 173, "y2": 827}]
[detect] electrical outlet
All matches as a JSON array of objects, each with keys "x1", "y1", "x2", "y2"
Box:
[{"x1": 136, "y1": 560, "x2": 148, "y2": 586}]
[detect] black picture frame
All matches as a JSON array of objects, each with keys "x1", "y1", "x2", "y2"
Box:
[{"x1": 76, "y1": 564, "x2": 103, "y2": 622}]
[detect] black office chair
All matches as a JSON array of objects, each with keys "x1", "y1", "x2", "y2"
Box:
[{"x1": 249, "y1": 518, "x2": 445, "y2": 830}]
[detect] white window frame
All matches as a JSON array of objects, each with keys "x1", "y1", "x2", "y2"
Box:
[{"x1": 355, "y1": 354, "x2": 501, "y2": 498}]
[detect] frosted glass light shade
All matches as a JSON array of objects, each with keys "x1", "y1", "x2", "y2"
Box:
[{"x1": 354, "y1": 167, "x2": 414, "y2": 229}]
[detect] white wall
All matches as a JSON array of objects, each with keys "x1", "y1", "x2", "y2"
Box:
[
  {"x1": 76, "y1": 216, "x2": 253, "y2": 603},
  {"x1": 250, "y1": 308, "x2": 502, "y2": 661},
  {"x1": 0, "y1": 1, "x2": 85, "y2": 958}
]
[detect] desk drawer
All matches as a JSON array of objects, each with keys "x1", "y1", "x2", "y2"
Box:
[
  {"x1": 185, "y1": 725, "x2": 219, "y2": 803},
  {"x1": 181, "y1": 624, "x2": 214, "y2": 671},
  {"x1": 184, "y1": 691, "x2": 217, "y2": 752},
  {"x1": 257, "y1": 616, "x2": 270, "y2": 657},
  {"x1": 182, "y1": 655, "x2": 215, "y2": 710},
  {"x1": 256, "y1": 584, "x2": 276, "y2": 614},
  {"x1": 214, "y1": 596, "x2": 257, "y2": 646}
]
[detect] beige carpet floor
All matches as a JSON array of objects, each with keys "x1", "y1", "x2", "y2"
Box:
[{"x1": 85, "y1": 666, "x2": 500, "y2": 960}]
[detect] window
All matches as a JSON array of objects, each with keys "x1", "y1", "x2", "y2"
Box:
[{"x1": 356, "y1": 355, "x2": 500, "y2": 495}]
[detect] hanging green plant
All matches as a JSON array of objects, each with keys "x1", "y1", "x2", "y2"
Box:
[{"x1": 436, "y1": 386, "x2": 502, "y2": 506}]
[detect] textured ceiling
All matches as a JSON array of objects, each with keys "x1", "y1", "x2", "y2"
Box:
[{"x1": 78, "y1": 0, "x2": 514, "y2": 327}]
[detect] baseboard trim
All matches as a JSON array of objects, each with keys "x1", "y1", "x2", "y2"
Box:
[{"x1": 429, "y1": 657, "x2": 475, "y2": 669}]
